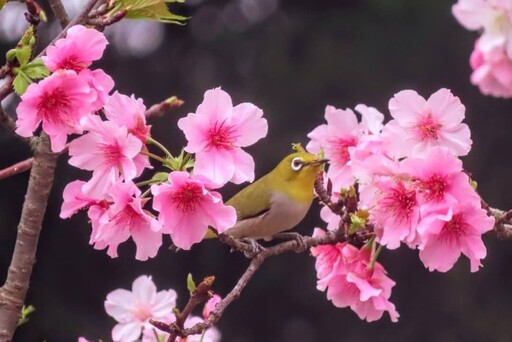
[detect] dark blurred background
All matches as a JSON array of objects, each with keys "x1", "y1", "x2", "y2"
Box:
[{"x1": 1, "y1": 0, "x2": 512, "y2": 341}]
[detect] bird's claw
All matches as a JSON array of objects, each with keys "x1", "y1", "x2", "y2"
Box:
[
  {"x1": 240, "y1": 238, "x2": 265, "y2": 257},
  {"x1": 273, "y1": 232, "x2": 307, "y2": 253}
]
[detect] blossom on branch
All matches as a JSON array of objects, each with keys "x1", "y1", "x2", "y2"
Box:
[
  {"x1": 42, "y1": 25, "x2": 108, "y2": 73},
  {"x1": 151, "y1": 171, "x2": 237, "y2": 250},
  {"x1": 68, "y1": 115, "x2": 147, "y2": 198},
  {"x1": 311, "y1": 229, "x2": 399, "y2": 323},
  {"x1": 380, "y1": 88, "x2": 472, "y2": 158},
  {"x1": 15, "y1": 70, "x2": 96, "y2": 152},
  {"x1": 105, "y1": 275, "x2": 177, "y2": 342},
  {"x1": 178, "y1": 87, "x2": 268, "y2": 186}
]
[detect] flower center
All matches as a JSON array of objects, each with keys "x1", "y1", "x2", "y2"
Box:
[
  {"x1": 135, "y1": 307, "x2": 152, "y2": 321},
  {"x1": 441, "y1": 213, "x2": 470, "y2": 243},
  {"x1": 380, "y1": 183, "x2": 417, "y2": 223},
  {"x1": 38, "y1": 87, "x2": 71, "y2": 123},
  {"x1": 99, "y1": 142, "x2": 124, "y2": 167},
  {"x1": 207, "y1": 121, "x2": 235, "y2": 149},
  {"x1": 327, "y1": 137, "x2": 356, "y2": 166},
  {"x1": 172, "y1": 183, "x2": 203, "y2": 213},
  {"x1": 60, "y1": 55, "x2": 87, "y2": 73},
  {"x1": 416, "y1": 114, "x2": 441, "y2": 141},
  {"x1": 421, "y1": 174, "x2": 446, "y2": 202}
]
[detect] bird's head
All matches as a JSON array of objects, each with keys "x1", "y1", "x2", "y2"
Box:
[{"x1": 271, "y1": 143, "x2": 328, "y2": 186}]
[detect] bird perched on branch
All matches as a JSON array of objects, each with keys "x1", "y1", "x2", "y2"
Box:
[{"x1": 223, "y1": 143, "x2": 328, "y2": 241}]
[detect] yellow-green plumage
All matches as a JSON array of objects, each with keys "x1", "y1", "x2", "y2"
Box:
[{"x1": 224, "y1": 149, "x2": 327, "y2": 240}]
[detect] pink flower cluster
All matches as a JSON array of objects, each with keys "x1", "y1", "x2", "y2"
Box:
[
  {"x1": 13, "y1": 26, "x2": 268, "y2": 259},
  {"x1": 311, "y1": 229, "x2": 399, "y2": 322},
  {"x1": 453, "y1": 0, "x2": 512, "y2": 97},
  {"x1": 103, "y1": 275, "x2": 221, "y2": 342},
  {"x1": 309, "y1": 88, "x2": 495, "y2": 321}
]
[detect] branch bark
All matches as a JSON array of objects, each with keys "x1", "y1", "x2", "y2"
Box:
[
  {"x1": 0, "y1": 134, "x2": 58, "y2": 341},
  {"x1": 0, "y1": 1, "x2": 98, "y2": 340}
]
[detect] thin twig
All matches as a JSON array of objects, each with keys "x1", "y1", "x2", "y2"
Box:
[
  {"x1": 87, "y1": 9, "x2": 126, "y2": 29},
  {"x1": 0, "y1": 158, "x2": 33, "y2": 181},
  {"x1": 179, "y1": 230, "x2": 346, "y2": 339},
  {"x1": 0, "y1": 105, "x2": 16, "y2": 134},
  {"x1": 48, "y1": 0, "x2": 70, "y2": 28}
]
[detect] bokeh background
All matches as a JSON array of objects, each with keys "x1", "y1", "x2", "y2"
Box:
[{"x1": 1, "y1": 0, "x2": 512, "y2": 341}]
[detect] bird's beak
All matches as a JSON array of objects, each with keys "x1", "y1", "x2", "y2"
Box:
[{"x1": 310, "y1": 158, "x2": 329, "y2": 166}]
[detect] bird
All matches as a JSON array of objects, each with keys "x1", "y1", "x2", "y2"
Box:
[{"x1": 222, "y1": 144, "x2": 328, "y2": 242}]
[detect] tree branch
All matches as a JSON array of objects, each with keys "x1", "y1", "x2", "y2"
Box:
[
  {"x1": 0, "y1": 134, "x2": 58, "y2": 341},
  {"x1": 179, "y1": 229, "x2": 347, "y2": 339},
  {"x1": 0, "y1": 158, "x2": 33, "y2": 181},
  {"x1": 48, "y1": 0, "x2": 70, "y2": 28},
  {"x1": 0, "y1": 1, "x2": 99, "y2": 340}
]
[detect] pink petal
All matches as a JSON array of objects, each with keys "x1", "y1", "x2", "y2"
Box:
[
  {"x1": 229, "y1": 148, "x2": 256, "y2": 184},
  {"x1": 388, "y1": 90, "x2": 427, "y2": 125},
  {"x1": 230, "y1": 102, "x2": 267, "y2": 146},
  {"x1": 104, "y1": 289, "x2": 136, "y2": 322},
  {"x1": 132, "y1": 275, "x2": 157, "y2": 304},
  {"x1": 419, "y1": 237, "x2": 461, "y2": 272},
  {"x1": 427, "y1": 88, "x2": 465, "y2": 126},
  {"x1": 131, "y1": 225, "x2": 162, "y2": 261},
  {"x1": 112, "y1": 321, "x2": 142, "y2": 342},
  {"x1": 193, "y1": 149, "x2": 235, "y2": 186},
  {"x1": 195, "y1": 87, "x2": 233, "y2": 123}
]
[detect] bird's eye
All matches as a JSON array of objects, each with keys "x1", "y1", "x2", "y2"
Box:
[{"x1": 291, "y1": 157, "x2": 304, "y2": 171}]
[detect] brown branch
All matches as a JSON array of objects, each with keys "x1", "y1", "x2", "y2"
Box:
[
  {"x1": 488, "y1": 207, "x2": 512, "y2": 239},
  {"x1": 179, "y1": 230, "x2": 346, "y2": 339},
  {"x1": 0, "y1": 134, "x2": 58, "y2": 341},
  {"x1": 0, "y1": 158, "x2": 34, "y2": 181},
  {"x1": 0, "y1": 1, "x2": 99, "y2": 340},
  {"x1": 0, "y1": 105, "x2": 16, "y2": 134},
  {"x1": 150, "y1": 277, "x2": 215, "y2": 341},
  {"x1": 87, "y1": 9, "x2": 127, "y2": 29},
  {"x1": 48, "y1": 0, "x2": 70, "y2": 28}
]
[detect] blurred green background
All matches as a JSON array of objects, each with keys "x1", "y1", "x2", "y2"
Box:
[{"x1": 1, "y1": 0, "x2": 512, "y2": 341}]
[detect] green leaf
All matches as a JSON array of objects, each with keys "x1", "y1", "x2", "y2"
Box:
[
  {"x1": 0, "y1": 0, "x2": 7, "y2": 11},
  {"x1": 15, "y1": 46, "x2": 32, "y2": 66},
  {"x1": 111, "y1": 0, "x2": 188, "y2": 24},
  {"x1": 151, "y1": 172, "x2": 169, "y2": 183},
  {"x1": 349, "y1": 213, "x2": 366, "y2": 234},
  {"x1": 187, "y1": 273, "x2": 196, "y2": 294},
  {"x1": 13, "y1": 73, "x2": 31, "y2": 95},
  {"x1": 17, "y1": 305, "x2": 36, "y2": 327},
  {"x1": 21, "y1": 58, "x2": 50, "y2": 80}
]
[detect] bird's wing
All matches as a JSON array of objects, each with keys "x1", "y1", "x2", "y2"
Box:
[{"x1": 226, "y1": 175, "x2": 271, "y2": 221}]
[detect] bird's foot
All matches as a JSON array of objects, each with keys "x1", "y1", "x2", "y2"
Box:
[
  {"x1": 273, "y1": 232, "x2": 308, "y2": 253},
  {"x1": 239, "y1": 238, "x2": 265, "y2": 257}
]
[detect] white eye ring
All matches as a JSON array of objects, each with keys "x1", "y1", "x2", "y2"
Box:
[{"x1": 291, "y1": 157, "x2": 304, "y2": 171}]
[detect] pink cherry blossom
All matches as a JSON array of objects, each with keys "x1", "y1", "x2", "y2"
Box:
[
  {"x1": 178, "y1": 87, "x2": 268, "y2": 185},
  {"x1": 417, "y1": 202, "x2": 495, "y2": 272},
  {"x1": 105, "y1": 275, "x2": 177, "y2": 342},
  {"x1": 312, "y1": 229, "x2": 399, "y2": 322},
  {"x1": 203, "y1": 294, "x2": 222, "y2": 319},
  {"x1": 370, "y1": 178, "x2": 420, "y2": 249},
  {"x1": 470, "y1": 40, "x2": 512, "y2": 98},
  {"x1": 307, "y1": 105, "x2": 359, "y2": 190},
  {"x1": 381, "y1": 88, "x2": 472, "y2": 158},
  {"x1": 151, "y1": 171, "x2": 237, "y2": 250},
  {"x1": 104, "y1": 91, "x2": 151, "y2": 142},
  {"x1": 42, "y1": 25, "x2": 108, "y2": 72},
  {"x1": 452, "y1": 0, "x2": 512, "y2": 58},
  {"x1": 68, "y1": 116, "x2": 146, "y2": 198},
  {"x1": 91, "y1": 181, "x2": 162, "y2": 261},
  {"x1": 60, "y1": 180, "x2": 97, "y2": 219},
  {"x1": 79, "y1": 69, "x2": 115, "y2": 110},
  {"x1": 402, "y1": 147, "x2": 480, "y2": 212},
  {"x1": 15, "y1": 70, "x2": 95, "y2": 152}
]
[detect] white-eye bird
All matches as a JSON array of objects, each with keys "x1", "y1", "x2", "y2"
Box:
[{"x1": 223, "y1": 144, "x2": 328, "y2": 241}]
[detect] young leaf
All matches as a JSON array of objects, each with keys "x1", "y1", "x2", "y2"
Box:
[
  {"x1": 15, "y1": 46, "x2": 32, "y2": 66},
  {"x1": 13, "y1": 73, "x2": 31, "y2": 95},
  {"x1": 187, "y1": 273, "x2": 196, "y2": 294},
  {"x1": 21, "y1": 59, "x2": 50, "y2": 80},
  {"x1": 110, "y1": 0, "x2": 187, "y2": 24},
  {"x1": 17, "y1": 305, "x2": 36, "y2": 327}
]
